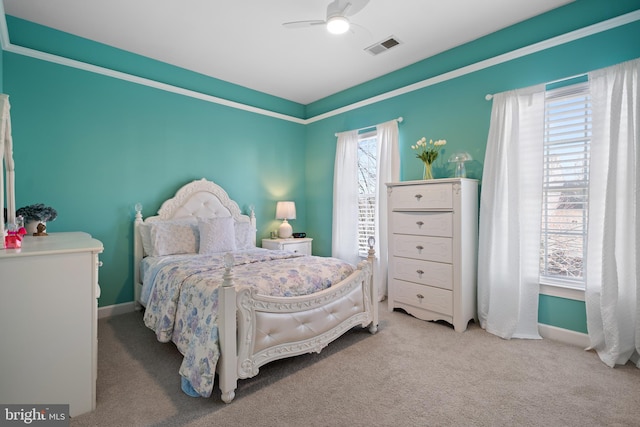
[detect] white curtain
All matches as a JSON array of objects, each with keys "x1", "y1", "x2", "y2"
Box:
[
  {"x1": 332, "y1": 120, "x2": 399, "y2": 298},
  {"x1": 585, "y1": 58, "x2": 640, "y2": 368},
  {"x1": 375, "y1": 120, "x2": 400, "y2": 298},
  {"x1": 332, "y1": 130, "x2": 360, "y2": 265},
  {"x1": 1, "y1": 94, "x2": 16, "y2": 240},
  {"x1": 477, "y1": 84, "x2": 546, "y2": 340}
]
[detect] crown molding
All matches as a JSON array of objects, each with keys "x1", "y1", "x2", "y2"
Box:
[
  {"x1": 0, "y1": 3, "x2": 638, "y2": 125},
  {"x1": 306, "y1": 9, "x2": 640, "y2": 124}
]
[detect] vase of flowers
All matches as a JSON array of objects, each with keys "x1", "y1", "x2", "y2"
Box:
[
  {"x1": 16, "y1": 203, "x2": 57, "y2": 235},
  {"x1": 411, "y1": 137, "x2": 446, "y2": 180}
]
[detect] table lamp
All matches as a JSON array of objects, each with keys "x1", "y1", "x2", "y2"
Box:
[
  {"x1": 448, "y1": 151, "x2": 473, "y2": 178},
  {"x1": 276, "y1": 201, "x2": 296, "y2": 238}
]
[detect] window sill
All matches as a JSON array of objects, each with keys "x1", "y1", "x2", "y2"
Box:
[{"x1": 540, "y1": 283, "x2": 585, "y2": 302}]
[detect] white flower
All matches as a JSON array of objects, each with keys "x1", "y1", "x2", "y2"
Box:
[{"x1": 411, "y1": 136, "x2": 447, "y2": 164}]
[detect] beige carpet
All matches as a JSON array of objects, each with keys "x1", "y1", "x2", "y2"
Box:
[{"x1": 71, "y1": 302, "x2": 640, "y2": 427}]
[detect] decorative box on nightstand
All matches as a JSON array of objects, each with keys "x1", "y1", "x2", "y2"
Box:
[{"x1": 262, "y1": 237, "x2": 312, "y2": 255}]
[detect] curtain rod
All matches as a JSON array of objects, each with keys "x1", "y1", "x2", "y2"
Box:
[
  {"x1": 335, "y1": 116, "x2": 403, "y2": 136},
  {"x1": 485, "y1": 72, "x2": 588, "y2": 100}
]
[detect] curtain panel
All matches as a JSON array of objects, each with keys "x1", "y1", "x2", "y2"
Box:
[
  {"x1": 332, "y1": 120, "x2": 399, "y2": 299},
  {"x1": 375, "y1": 120, "x2": 400, "y2": 298},
  {"x1": 586, "y1": 58, "x2": 640, "y2": 368},
  {"x1": 332, "y1": 130, "x2": 360, "y2": 266},
  {"x1": 477, "y1": 85, "x2": 546, "y2": 340}
]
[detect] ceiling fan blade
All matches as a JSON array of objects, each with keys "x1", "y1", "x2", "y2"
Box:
[
  {"x1": 348, "y1": 21, "x2": 372, "y2": 38},
  {"x1": 282, "y1": 20, "x2": 326, "y2": 29},
  {"x1": 328, "y1": 0, "x2": 369, "y2": 17}
]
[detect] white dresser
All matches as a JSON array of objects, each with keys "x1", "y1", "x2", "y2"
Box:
[
  {"x1": 262, "y1": 237, "x2": 312, "y2": 255},
  {"x1": 0, "y1": 232, "x2": 103, "y2": 417},
  {"x1": 387, "y1": 179, "x2": 478, "y2": 332}
]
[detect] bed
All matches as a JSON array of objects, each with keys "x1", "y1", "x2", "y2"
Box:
[{"x1": 133, "y1": 178, "x2": 378, "y2": 403}]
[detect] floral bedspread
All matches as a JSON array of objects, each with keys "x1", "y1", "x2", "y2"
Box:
[{"x1": 142, "y1": 248, "x2": 354, "y2": 397}]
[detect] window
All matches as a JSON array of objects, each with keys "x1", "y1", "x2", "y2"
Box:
[
  {"x1": 540, "y1": 82, "x2": 591, "y2": 289},
  {"x1": 357, "y1": 132, "x2": 377, "y2": 257}
]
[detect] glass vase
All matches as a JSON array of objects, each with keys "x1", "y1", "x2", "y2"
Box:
[{"x1": 423, "y1": 162, "x2": 434, "y2": 180}]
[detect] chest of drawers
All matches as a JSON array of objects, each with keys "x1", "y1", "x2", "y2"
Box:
[
  {"x1": 386, "y1": 179, "x2": 478, "y2": 332},
  {"x1": 0, "y1": 232, "x2": 103, "y2": 416}
]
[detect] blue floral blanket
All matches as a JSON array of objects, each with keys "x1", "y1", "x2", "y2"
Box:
[{"x1": 143, "y1": 249, "x2": 354, "y2": 397}]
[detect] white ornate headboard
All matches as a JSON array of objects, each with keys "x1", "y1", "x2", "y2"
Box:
[{"x1": 132, "y1": 178, "x2": 256, "y2": 308}]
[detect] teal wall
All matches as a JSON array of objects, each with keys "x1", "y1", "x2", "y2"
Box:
[
  {"x1": 304, "y1": 1, "x2": 640, "y2": 333},
  {"x1": 539, "y1": 295, "x2": 588, "y2": 334},
  {"x1": 3, "y1": 0, "x2": 640, "y2": 334},
  {"x1": 4, "y1": 37, "x2": 307, "y2": 308}
]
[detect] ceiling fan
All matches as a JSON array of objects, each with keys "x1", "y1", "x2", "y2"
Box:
[{"x1": 282, "y1": 0, "x2": 370, "y2": 35}]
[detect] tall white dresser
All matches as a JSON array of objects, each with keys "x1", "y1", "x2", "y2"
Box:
[
  {"x1": 387, "y1": 179, "x2": 478, "y2": 332},
  {"x1": 0, "y1": 232, "x2": 103, "y2": 417}
]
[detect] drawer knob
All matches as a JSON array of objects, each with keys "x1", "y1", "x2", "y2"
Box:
[
  {"x1": 414, "y1": 194, "x2": 423, "y2": 201},
  {"x1": 416, "y1": 221, "x2": 424, "y2": 227},
  {"x1": 416, "y1": 294, "x2": 424, "y2": 300},
  {"x1": 416, "y1": 269, "x2": 424, "y2": 278},
  {"x1": 416, "y1": 245, "x2": 424, "y2": 251}
]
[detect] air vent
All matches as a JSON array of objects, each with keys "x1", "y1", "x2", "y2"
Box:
[{"x1": 365, "y1": 36, "x2": 401, "y2": 56}]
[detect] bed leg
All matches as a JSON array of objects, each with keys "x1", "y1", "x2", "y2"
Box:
[
  {"x1": 367, "y1": 238, "x2": 379, "y2": 334},
  {"x1": 218, "y1": 254, "x2": 238, "y2": 403},
  {"x1": 221, "y1": 390, "x2": 236, "y2": 404}
]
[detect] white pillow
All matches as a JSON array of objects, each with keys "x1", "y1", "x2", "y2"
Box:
[
  {"x1": 235, "y1": 221, "x2": 256, "y2": 250},
  {"x1": 138, "y1": 222, "x2": 153, "y2": 256},
  {"x1": 147, "y1": 219, "x2": 199, "y2": 256},
  {"x1": 198, "y1": 217, "x2": 237, "y2": 254}
]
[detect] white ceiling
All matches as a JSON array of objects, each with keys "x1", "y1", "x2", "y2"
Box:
[{"x1": 3, "y1": 0, "x2": 573, "y2": 105}]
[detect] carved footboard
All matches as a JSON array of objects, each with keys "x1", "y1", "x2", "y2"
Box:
[{"x1": 217, "y1": 253, "x2": 377, "y2": 403}]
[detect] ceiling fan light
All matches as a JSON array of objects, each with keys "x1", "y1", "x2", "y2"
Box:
[{"x1": 327, "y1": 16, "x2": 350, "y2": 34}]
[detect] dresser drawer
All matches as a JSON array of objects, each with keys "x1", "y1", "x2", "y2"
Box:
[
  {"x1": 262, "y1": 238, "x2": 312, "y2": 255},
  {"x1": 390, "y1": 183, "x2": 452, "y2": 210},
  {"x1": 281, "y1": 242, "x2": 310, "y2": 255},
  {"x1": 392, "y1": 211, "x2": 452, "y2": 237},
  {"x1": 391, "y1": 279, "x2": 453, "y2": 316},
  {"x1": 392, "y1": 234, "x2": 452, "y2": 263},
  {"x1": 392, "y1": 257, "x2": 453, "y2": 290}
]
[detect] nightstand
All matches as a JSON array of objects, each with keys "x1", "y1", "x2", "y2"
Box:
[{"x1": 262, "y1": 237, "x2": 312, "y2": 255}]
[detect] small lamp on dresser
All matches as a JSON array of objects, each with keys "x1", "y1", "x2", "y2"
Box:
[
  {"x1": 448, "y1": 151, "x2": 473, "y2": 178},
  {"x1": 276, "y1": 201, "x2": 296, "y2": 238}
]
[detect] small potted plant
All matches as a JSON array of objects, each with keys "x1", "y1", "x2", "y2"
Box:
[{"x1": 16, "y1": 203, "x2": 57, "y2": 235}]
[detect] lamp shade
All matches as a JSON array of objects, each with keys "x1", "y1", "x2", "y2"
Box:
[
  {"x1": 448, "y1": 151, "x2": 473, "y2": 163},
  {"x1": 275, "y1": 201, "x2": 296, "y2": 220},
  {"x1": 448, "y1": 151, "x2": 473, "y2": 178},
  {"x1": 276, "y1": 201, "x2": 296, "y2": 238}
]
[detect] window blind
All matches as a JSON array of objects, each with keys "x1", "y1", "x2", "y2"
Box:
[
  {"x1": 540, "y1": 82, "x2": 591, "y2": 288},
  {"x1": 357, "y1": 135, "x2": 377, "y2": 256}
]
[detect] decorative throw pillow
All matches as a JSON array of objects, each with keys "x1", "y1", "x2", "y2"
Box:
[
  {"x1": 235, "y1": 220, "x2": 256, "y2": 250},
  {"x1": 198, "y1": 216, "x2": 237, "y2": 254},
  {"x1": 147, "y1": 219, "x2": 199, "y2": 256}
]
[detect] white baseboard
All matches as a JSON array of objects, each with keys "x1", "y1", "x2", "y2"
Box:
[
  {"x1": 97, "y1": 303, "x2": 590, "y2": 349},
  {"x1": 538, "y1": 323, "x2": 590, "y2": 348},
  {"x1": 98, "y1": 301, "x2": 137, "y2": 319}
]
